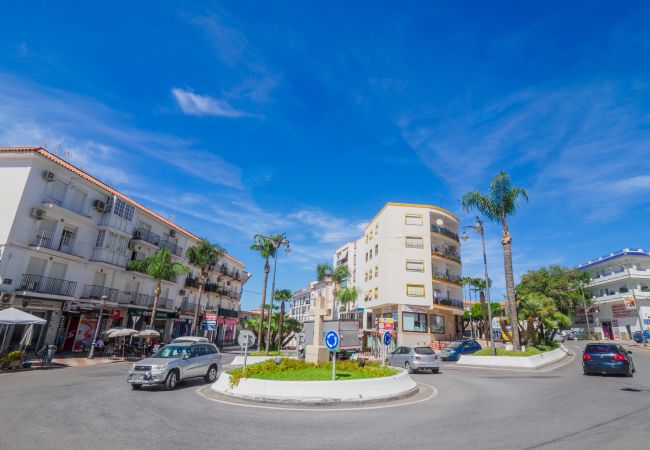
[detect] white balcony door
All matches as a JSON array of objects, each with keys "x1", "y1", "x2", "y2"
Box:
[
  {"x1": 46, "y1": 179, "x2": 67, "y2": 205},
  {"x1": 35, "y1": 218, "x2": 58, "y2": 247},
  {"x1": 49, "y1": 262, "x2": 68, "y2": 280},
  {"x1": 124, "y1": 280, "x2": 139, "y2": 294},
  {"x1": 26, "y1": 257, "x2": 47, "y2": 276},
  {"x1": 68, "y1": 187, "x2": 87, "y2": 214},
  {"x1": 92, "y1": 272, "x2": 107, "y2": 287},
  {"x1": 58, "y1": 226, "x2": 77, "y2": 253}
]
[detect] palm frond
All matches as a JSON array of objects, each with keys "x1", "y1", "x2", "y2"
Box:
[{"x1": 461, "y1": 191, "x2": 500, "y2": 222}]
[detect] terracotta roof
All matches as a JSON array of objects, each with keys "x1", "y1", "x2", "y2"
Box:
[{"x1": 0, "y1": 146, "x2": 245, "y2": 267}]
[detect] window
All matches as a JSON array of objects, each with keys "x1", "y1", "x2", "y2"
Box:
[
  {"x1": 406, "y1": 260, "x2": 424, "y2": 272},
  {"x1": 405, "y1": 214, "x2": 423, "y2": 226},
  {"x1": 110, "y1": 197, "x2": 135, "y2": 221},
  {"x1": 375, "y1": 223, "x2": 379, "y2": 235},
  {"x1": 374, "y1": 287, "x2": 378, "y2": 299},
  {"x1": 364, "y1": 272, "x2": 368, "y2": 282},
  {"x1": 405, "y1": 237, "x2": 424, "y2": 249},
  {"x1": 369, "y1": 249, "x2": 373, "y2": 259},
  {"x1": 374, "y1": 265, "x2": 378, "y2": 277},
  {"x1": 430, "y1": 315, "x2": 445, "y2": 334},
  {"x1": 375, "y1": 244, "x2": 378, "y2": 255},
  {"x1": 406, "y1": 284, "x2": 425, "y2": 297},
  {"x1": 403, "y1": 312, "x2": 427, "y2": 332},
  {"x1": 95, "y1": 230, "x2": 106, "y2": 247},
  {"x1": 365, "y1": 252, "x2": 368, "y2": 262},
  {"x1": 368, "y1": 270, "x2": 372, "y2": 280}
]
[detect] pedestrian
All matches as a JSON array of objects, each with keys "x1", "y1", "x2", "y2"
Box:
[
  {"x1": 96, "y1": 338, "x2": 105, "y2": 356},
  {"x1": 56, "y1": 332, "x2": 65, "y2": 352}
]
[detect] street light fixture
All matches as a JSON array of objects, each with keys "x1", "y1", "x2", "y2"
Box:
[
  {"x1": 88, "y1": 295, "x2": 108, "y2": 360},
  {"x1": 461, "y1": 217, "x2": 496, "y2": 356}
]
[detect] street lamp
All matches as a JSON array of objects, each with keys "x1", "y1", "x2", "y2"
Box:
[
  {"x1": 461, "y1": 217, "x2": 496, "y2": 356},
  {"x1": 257, "y1": 234, "x2": 291, "y2": 354},
  {"x1": 577, "y1": 281, "x2": 592, "y2": 337},
  {"x1": 87, "y1": 295, "x2": 108, "y2": 359}
]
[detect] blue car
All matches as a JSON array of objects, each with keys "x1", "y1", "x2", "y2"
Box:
[
  {"x1": 439, "y1": 339, "x2": 482, "y2": 361},
  {"x1": 632, "y1": 331, "x2": 650, "y2": 343},
  {"x1": 582, "y1": 343, "x2": 635, "y2": 376}
]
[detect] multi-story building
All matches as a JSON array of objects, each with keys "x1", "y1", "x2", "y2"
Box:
[
  {"x1": 0, "y1": 147, "x2": 250, "y2": 353},
  {"x1": 338, "y1": 202, "x2": 464, "y2": 351},
  {"x1": 289, "y1": 281, "x2": 334, "y2": 324},
  {"x1": 575, "y1": 248, "x2": 650, "y2": 340}
]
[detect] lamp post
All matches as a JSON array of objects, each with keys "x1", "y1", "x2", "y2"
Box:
[
  {"x1": 577, "y1": 281, "x2": 592, "y2": 337},
  {"x1": 258, "y1": 234, "x2": 290, "y2": 354},
  {"x1": 462, "y1": 217, "x2": 496, "y2": 356},
  {"x1": 87, "y1": 295, "x2": 108, "y2": 359}
]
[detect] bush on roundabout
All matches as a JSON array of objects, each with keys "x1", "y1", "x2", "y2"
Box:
[{"x1": 228, "y1": 358, "x2": 398, "y2": 388}]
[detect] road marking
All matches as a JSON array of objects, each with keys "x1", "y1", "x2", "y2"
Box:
[{"x1": 195, "y1": 383, "x2": 438, "y2": 412}]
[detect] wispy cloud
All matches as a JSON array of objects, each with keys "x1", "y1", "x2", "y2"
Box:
[{"x1": 171, "y1": 88, "x2": 249, "y2": 118}]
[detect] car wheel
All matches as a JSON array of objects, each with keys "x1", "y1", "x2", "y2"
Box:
[
  {"x1": 626, "y1": 367, "x2": 634, "y2": 377},
  {"x1": 405, "y1": 362, "x2": 413, "y2": 374},
  {"x1": 431, "y1": 368, "x2": 440, "y2": 374},
  {"x1": 165, "y1": 370, "x2": 179, "y2": 391},
  {"x1": 204, "y1": 365, "x2": 218, "y2": 383},
  {"x1": 131, "y1": 384, "x2": 142, "y2": 390}
]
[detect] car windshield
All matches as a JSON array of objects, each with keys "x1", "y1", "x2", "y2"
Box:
[
  {"x1": 447, "y1": 342, "x2": 463, "y2": 348},
  {"x1": 414, "y1": 347, "x2": 435, "y2": 355},
  {"x1": 152, "y1": 346, "x2": 191, "y2": 358},
  {"x1": 585, "y1": 345, "x2": 617, "y2": 354}
]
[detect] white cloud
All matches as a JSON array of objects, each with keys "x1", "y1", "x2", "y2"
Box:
[{"x1": 171, "y1": 88, "x2": 248, "y2": 118}]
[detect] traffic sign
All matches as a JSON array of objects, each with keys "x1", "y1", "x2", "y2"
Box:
[
  {"x1": 383, "y1": 331, "x2": 391, "y2": 346},
  {"x1": 324, "y1": 330, "x2": 339, "y2": 351},
  {"x1": 238, "y1": 330, "x2": 256, "y2": 348}
]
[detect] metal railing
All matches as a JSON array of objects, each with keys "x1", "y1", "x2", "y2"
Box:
[
  {"x1": 159, "y1": 240, "x2": 184, "y2": 257},
  {"x1": 30, "y1": 230, "x2": 79, "y2": 257},
  {"x1": 185, "y1": 277, "x2": 201, "y2": 289},
  {"x1": 432, "y1": 272, "x2": 463, "y2": 285},
  {"x1": 434, "y1": 297, "x2": 464, "y2": 309},
  {"x1": 431, "y1": 246, "x2": 461, "y2": 262},
  {"x1": 81, "y1": 285, "x2": 120, "y2": 302},
  {"x1": 431, "y1": 225, "x2": 460, "y2": 241},
  {"x1": 18, "y1": 274, "x2": 77, "y2": 297},
  {"x1": 180, "y1": 301, "x2": 198, "y2": 314},
  {"x1": 132, "y1": 228, "x2": 160, "y2": 246}
]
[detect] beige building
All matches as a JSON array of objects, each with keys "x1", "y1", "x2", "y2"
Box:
[{"x1": 336, "y1": 202, "x2": 464, "y2": 351}]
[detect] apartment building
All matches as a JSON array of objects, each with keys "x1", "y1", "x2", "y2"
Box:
[
  {"x1": 575, "y1": 248, "x2": 650, "y2": 340},
  {"x1": 338, "y1": 203, "x2": 464, "y2": 351},
  {"x1": 0, "y1": 147, "x2": 250, "y2": 353},
  {"x1": 289, "y1": 281, "x2": 334, "y2": 324}
]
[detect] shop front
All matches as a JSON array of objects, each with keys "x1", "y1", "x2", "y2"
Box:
[
  {"x1": 172, "y1": 317, "x2": 193, "y2": 339},
  {"x1": 0, "y1": 295, "x2": 64, "y2": 354},
  {"x1": 61, "y1": 302, "x2": 123, "y2": 352},
  {"x1": 134, "y1": 309, "x2": 177, "y2": 341},
  {"x1": 216, "y1": 307, "x2": 239, "y2": 347}
]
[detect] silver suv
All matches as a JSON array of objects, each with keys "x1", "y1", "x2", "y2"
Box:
[{"x1": 127, "y1": 343, "x2": 221, "y2": 390}]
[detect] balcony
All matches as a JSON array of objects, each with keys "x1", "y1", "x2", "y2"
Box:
[
  {"x1": 157, "y1": 297, "x2": 173, "y2": 309},
  {"x1": 30, "y1": 231, "x2": 83, "y2": 258},
  {"x1": 91, "y1": 248, "x2": 129, "y2": 268},
  {"x1": 42, "y1": 192, "x2": 91, "y2": 218},
  {"x1": 18, "y1": 274, "x2": 77, "y2": 297},
  {"x1": 160, "y1": 240, "x2": 184, "y2": 258},
  {"x1": 185, "y1": 277, "x2": 201, "y2": 289},
  {"x1": 180, "y1": 301, "x2": 198, "y2": 314},
  {"x1": 132, "y1": 228, "x2": 160, "y2": 246},
  {"x1": 205, "y1": 283, "x2": 221, "y2": 293},
  {"x1": 431, "y1": 246, "x2": 461, "y2": 263},
  {"x1": 432, "y1": 272, "x2": 463, "y2": 286},
  {"x1": 431, "y1": 225, "x2": 459, "y2": 242},
  {"x1": 80, "y1": 285, "x2": 120, "y2": 302},
  {"x1": 434, "y1": 297, "x2": 464, "y2": 309}
]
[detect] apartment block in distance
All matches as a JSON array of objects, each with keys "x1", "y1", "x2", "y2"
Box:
[
  {"x1": 335, "y1": 202, "x2": 464, "y2": 352},
  {"x1": 0, "y1": 147, "x2": 250, "y2": 354}
]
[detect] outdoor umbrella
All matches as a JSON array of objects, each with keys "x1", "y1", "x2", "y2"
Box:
[
  {"x1": 106, "y1": 328, "x2": 138, "y2": 337},
  {"x1": 136, "y1": 329, "x2": 160, "y2": 338}
]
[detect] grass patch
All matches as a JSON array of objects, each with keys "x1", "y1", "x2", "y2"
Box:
[
  {"x1": 248, "y1": 351, "x2": 288, "y2": 356},
  {"x1": 473, "y1": 347, "x2": 543, "y2": 357},
  {"x1": 227, "y1": 359, "x2": 398, "y2": 387}
]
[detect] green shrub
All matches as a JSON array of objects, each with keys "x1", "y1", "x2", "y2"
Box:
[{"x1": 7, "y1": 350, "x2": 22, "y2": 361}]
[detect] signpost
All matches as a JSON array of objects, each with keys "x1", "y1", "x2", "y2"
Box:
[
  {"x1": 382, "y1": 331, "x2": 391, "y2": 366},
  {"x1": 324, "y1": 330, "x2": 339, "y2": 381},
  {"x1": 238, "y1": 330, "x2": 256, "y2": 376}
]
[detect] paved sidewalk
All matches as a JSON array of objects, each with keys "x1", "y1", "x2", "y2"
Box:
[{"x1": 51, "y1": 354, "x2": 128, "y2": 368}]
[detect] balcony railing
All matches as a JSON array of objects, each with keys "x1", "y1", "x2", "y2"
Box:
[
  {"x1": 431, "y1": 225, "x2": 459, "y2": 241},
  {"x1": 185, "y1": 277, "x2": 201, "y2": 289},
  {"x1": 432, "y1": 272, "x2": 463, "y2": 286},
  {"x1": 157, "y1": 297, "x2": 173, "y2": 309},
  {"x1": 434, "y1": 297, "x2": 464, "y2": 309},
  {"x1": 180, "y1": 301, "x2": 198, "y2": 314},
  {"x1": 30, "y1": 230, "x2": 80, "y2": 257},
  {"x1": 91, "y1": 248, "x2": 129, "y2": 268},
  {"x1": 43, "y1": 190, "x2": 65, "y2": 207},
  {"x1": 18, "y1": 274, "x2": 77, "y2": 297},
  {"x1": 432, "y1": 246, "x2": 461, "y2": 262},
  {"x1": 132, "y1": 228, "x2": 160, "y2": 246},
  {"x1": 81, "y1": 285, "x2": 120, "y2": 302},
  {"x1": 160, "y1": 240, "x2": 184, "y2": 257},
  {"x1": 205, "y1": 283, "x2": 221, "y2": 293}
]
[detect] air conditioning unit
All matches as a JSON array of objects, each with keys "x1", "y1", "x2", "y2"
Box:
[
  {"x1": 42, "y1": 171, "x2": 55, "y2": 181},
  {"x1": 1, "y1": 294, "x2": 11, "y2": 304},
  {"x1": 169, "y1": 229, "x2": 176, "y2": 237},
  {"x1": 92, "y1": 199, "x2": 107, "y2": 213},
  {"x1": 31, "y1": 208, "x2": 47, "y2": 220},
  {"x1": 179, "y1": 289, "x2": 186, "y2": 296}
]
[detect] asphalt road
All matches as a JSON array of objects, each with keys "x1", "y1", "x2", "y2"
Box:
[{"x1": 1, "y1": 342, "x2": 650, "y2": 450}]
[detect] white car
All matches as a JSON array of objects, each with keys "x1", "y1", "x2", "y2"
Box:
[{"x1": 171, "y1": 336, "x2": 209, "y2": 344}]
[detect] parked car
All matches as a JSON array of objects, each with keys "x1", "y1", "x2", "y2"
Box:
[
  {"x1": 632, "y1": 330, "x2": 650, "y2": 343},
  {"x1": 387, "y1": 346, "x2": 440, "y2": 373},
  {"x1": 127, "y1": 343, "x2": 221, "y2": 390},
  {"x1": 582, "y1": 343, "x2": 635, "y2": 376},
  {"x1": 439, "y1": 339, "x2": 482, "y2": 361},
  {"x1": 171, "y1": 336, "x2": 209, "y2": 344}
]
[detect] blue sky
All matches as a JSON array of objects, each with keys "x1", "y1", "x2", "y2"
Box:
[{"x1": 1, "y1": 1, "x2": 649, "y2": 308}]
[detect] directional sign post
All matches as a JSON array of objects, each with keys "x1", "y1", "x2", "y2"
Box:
[
  {"x1": 382, "y1": 331, "x2": 391, "y2": 366},
  {"x1": 324, "y1": 330, "x2": 339, "y2": 381},
  {"x1": 238, "y1": 330, "x2": 257, "y2": 376}
]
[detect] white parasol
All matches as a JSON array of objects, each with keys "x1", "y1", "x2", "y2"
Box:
[{"x1": 136, "y1": 329, "x2": 160, "y2": 338}]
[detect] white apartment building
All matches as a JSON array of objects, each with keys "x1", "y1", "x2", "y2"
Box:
[
  {"x1": 337, "y1": 202, "x2": 464, "y2": 351},
  {"x1": 0, "y1": 147, "x2": 250, "y2": 353},
  {"x1": 575, "y1": 248, "x2": 650, "y2": 340},
  {"x1": 289, "y1": 280, "x2": 334, "y2": 324}
]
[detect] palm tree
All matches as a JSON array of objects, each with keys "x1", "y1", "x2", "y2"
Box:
[
  {"x1": 128, "y1": 248, "x2": 188, "y2": 329},
  {"x1": 335, "y1": 286, "x2": 359, "y2": 313},
  {"x1": 462, "y1": 171, "x2": 528, "y2": 350},
  {"x1": 315, "y1": 263, "x2": 350, "y2": 319},
  {"x1": 186, "y1": 239, "x2": 225, "y2": 335},
  {"x1": 250, "y1": 234, "x2": 279, "y2": 350},
  {"x1": 470, "y1": 277, "x2": 492, "y2": 339},
  {"x1": 273, "y1": 288, "x2": 292, "y2": 349},
  {"x1": 316, "y1": 263, "x2": 332, "y2": 281}
]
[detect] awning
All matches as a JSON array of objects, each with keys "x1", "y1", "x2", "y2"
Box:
[{"x1": 0, "y1": 307, "x2": 47, "y2": 325}]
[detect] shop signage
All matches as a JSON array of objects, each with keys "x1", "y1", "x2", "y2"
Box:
[
  {"x1": 403, "y1": 305, "x2": 428, "y2": 313},
  {"x1": 201, "y1": 320, "x2": 216, "y2": 330},
  {"x1": 204, "y1": 310, "x2": 217, "y2": 322},
  {"x1": 624, "y1": 297, "x2": 636, "y2": 310}
]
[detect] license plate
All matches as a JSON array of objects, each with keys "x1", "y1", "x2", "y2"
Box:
[{"x1": 132, "y1": 374, "x2": 144, "y2": 381}]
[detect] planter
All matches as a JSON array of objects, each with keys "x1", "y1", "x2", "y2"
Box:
[
  {"x1": 230, "y1": 355, "x2": 297, "y2": 366},
  {"x1": 457, "y1": 345, "x2": 570, "y2": 369},
  {"x1": 212, "y1": 369, "x2": 417, "y2": 404}
]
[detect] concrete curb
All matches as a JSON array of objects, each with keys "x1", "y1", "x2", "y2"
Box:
[
  {"x1": 229, "y1": 355, "x2": 297, "y2": 366},
  {"x1": 211, "y1": 369, "x2": 417, "y2": 404},
  {"x1": 457, "y1": 345, "x2": 572, "y2": 369}
]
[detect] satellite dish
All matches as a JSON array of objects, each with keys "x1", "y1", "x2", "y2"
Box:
[{"x1": 436, "y1": 219, "x2": 444, "y2": 226}]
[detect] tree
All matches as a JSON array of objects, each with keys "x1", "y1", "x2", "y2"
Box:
[
  {"x1": 250, "y1": 234, "x2": 281, "y2": 350},
  {"x1": 335, "y1": 286, "x2": 359, "y2": 312},
  {"x1": 186, "y1": 239, "x2": 225, "y2": 335},
  {"x1": 314, "y1": 263, "x2": 350, "y2": 318},
  {"x1": 517, "y1": 292, "x2": 570, "y2": 345},
  {"x1": 128, "y1": 248, "x2": 188, "y2": 329},
  {"x1": 516, "y1": 265, "x2": 591, "y2": 316},
  {"x1": 462, "y1": 171, "x2": 528, "y2": 350},
  {"x1": 242, "y1": 306, "x2": 302, "y2": 351},
  {"x1": 273, "y1": 289, "x2": 292, "y2": 349},
  {"x1": 316, "y1": 263, "x2": 332, "y2": 281}
]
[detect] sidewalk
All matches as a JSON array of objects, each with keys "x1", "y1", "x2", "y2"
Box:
[{"x1": 51, "y1": 353, "x2": 128, "y2": 368}]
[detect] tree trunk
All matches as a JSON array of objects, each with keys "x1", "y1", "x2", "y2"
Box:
[
  {"x1": 190, "y1": 272, "x2": 206, "y2": 336},
  {"x1": 257, "y1": 258, "x2": 270, "y2": 350},
  {"x1": 526, "y1": 317, "x2": 535, "y2": 345},
  {"x1": 501, "y1": 220, "x2": 522, "y2": 350},
  {"x1": 479, "y1": 290, "x2": 488, "y2": 340},
  {"x1": 149, "y1": 280, "x2": 161, "y2": 329},
  {"x1": 278, "y1": 300, "x2": 285, "y2": 351}
]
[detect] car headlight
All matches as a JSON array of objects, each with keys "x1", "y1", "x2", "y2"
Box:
[
  {"x1": 151, "y1": 365, "x2": 166, "y2": 371},
  {"x1": 130, "y1": 364, "x2": 136, "y2": 370}
]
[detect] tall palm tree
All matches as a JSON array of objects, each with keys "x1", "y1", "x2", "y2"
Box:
[
  {"x1": 315, "y1": 263, "x2": 350, "y2": 319},
  {"x1": 462, "y1": 171, "x2": 528, "y2": 350},
  {"x1": 316, "y1": 263, "x2": 332, "y2": 282},
  {"x1": 186, "y1": 239, "x2": 225, "y2": 335},
  {"x1": 273, "y1": 289, "x2": 292, "y2": 349},
  {"x1": 250, "y1": 235, "x2": 278, "y2": 347},
  {"x1": 335, "y1": 286, "x2": 359, "y2": 313},
  {"x1": 128, "y1": 248, "x2": 188, "y2": 329}
]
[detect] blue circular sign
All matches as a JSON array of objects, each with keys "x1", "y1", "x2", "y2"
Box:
[
  {"x1": 324, "y1": 330, "x2": 339, "y2": 351},
  {"x1": 383, "y1": 331, "x2": 391, "y2": 346}
]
